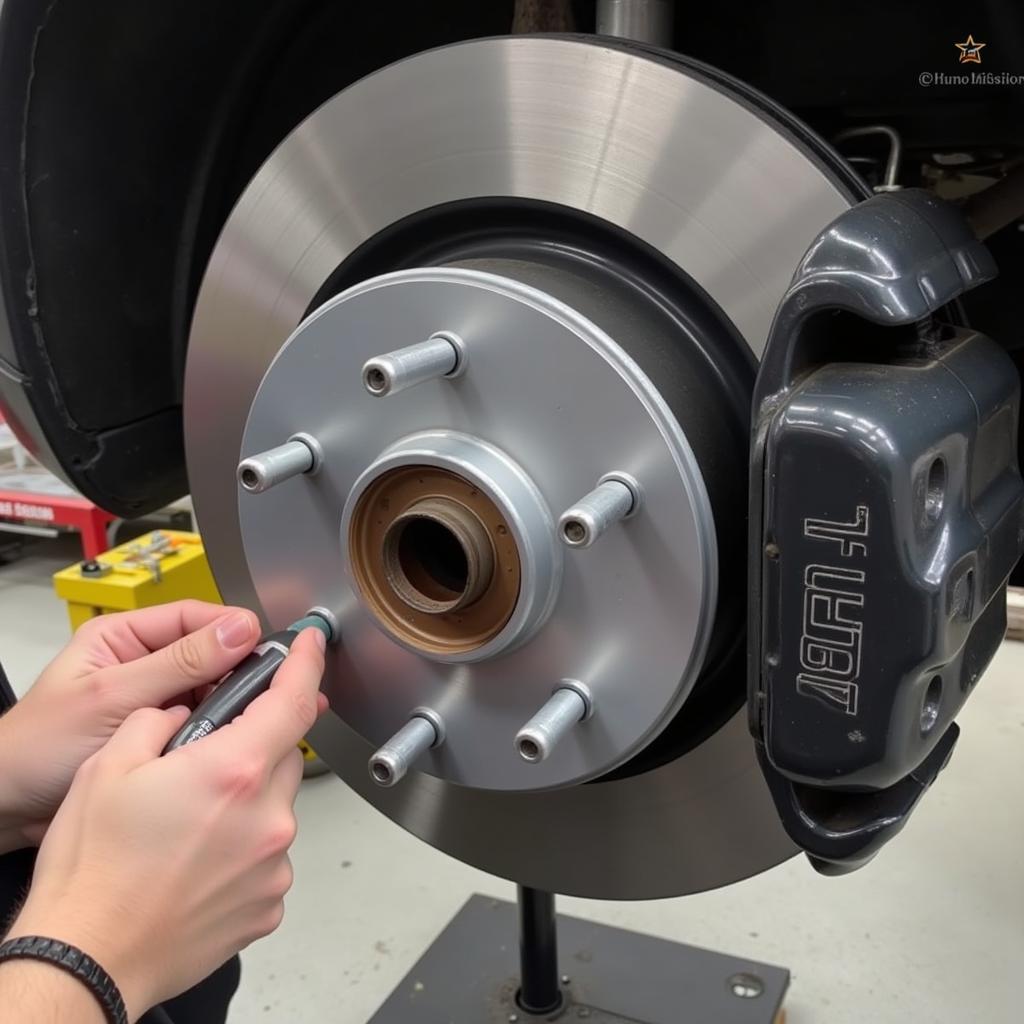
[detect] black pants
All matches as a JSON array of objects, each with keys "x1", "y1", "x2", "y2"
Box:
[{"x1": 0, "y1": 663, "x2": 240, "y2": 1023}]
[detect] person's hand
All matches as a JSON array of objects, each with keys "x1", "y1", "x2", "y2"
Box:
[
  {"x1": 0, "y1": 601, "x2": 261, "y2": 847},
  {"x1": 5, "y1": 627, "x2": 328, "y2": 1022}
]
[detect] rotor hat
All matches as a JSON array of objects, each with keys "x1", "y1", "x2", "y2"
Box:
[{"x1": 238, "y1": 266, "x2": 714, "y2": 791}]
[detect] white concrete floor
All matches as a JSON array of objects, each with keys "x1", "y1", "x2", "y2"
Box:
[{"x1": 2, "y1": 533, "x2": 1022, "y2": 1023}]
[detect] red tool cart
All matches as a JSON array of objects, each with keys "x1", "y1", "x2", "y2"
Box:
[{"x1": 0, "y1": 413, "x2": 116, "y2": 559}]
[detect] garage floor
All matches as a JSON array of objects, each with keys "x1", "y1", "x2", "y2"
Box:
[{"x1": 2, "y1": 534, "x2": 1021, "y2": 1023}]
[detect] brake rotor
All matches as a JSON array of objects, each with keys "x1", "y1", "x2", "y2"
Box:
[{"x1": 185, "y1": 35, "x2": 864, "y2": 897}]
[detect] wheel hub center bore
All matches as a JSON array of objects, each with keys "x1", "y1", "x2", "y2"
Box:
[
  {"x1": 340, "y1": 429, "x2": 560, "y2": 663},
  {"x1": 384, "y1": 498, "x2": 492, "y2": 613},
  {"x1": 348, "y1": 466, "x2": 522, "y2": 653}
]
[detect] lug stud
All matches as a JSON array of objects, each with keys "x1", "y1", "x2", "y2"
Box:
[
  {"x1": 237, "y1": 433, "x2": 322, "y2": 493},
  {"x1": 362, "y1": 333, "x2": 464, "y2": 397},
  {"x1": 515, "y1": 684, "x2": 591, "y2": 763},
  {"x1": 559, "y1": 474, "x2": 639, "y2": 548},
  {"x1": 369, "y1": 709, "x2": 445, "y2": 787}
]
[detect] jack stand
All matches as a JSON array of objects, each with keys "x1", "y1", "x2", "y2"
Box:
[{"x1": 368, "y1": 886, "x2": 789, "y2": 1023}]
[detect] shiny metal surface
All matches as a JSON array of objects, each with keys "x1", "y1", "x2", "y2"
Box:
[
  {"x1": 240, "y1": 268, "x2": 715, "y2": 790},
  {"x1": 362, "y1": 333, "x2": 462, "y2": 397},
  {"x1": 382, "y1": 497, "x2": 494, "y2": 613},
  {"x1": 237, "y1": 435, "x2": 318, "y2": 493},
  {"x1": 515, "y1": 687, "x2": 589, "y2": 763},
  {"x1": 186, "y1": 37, "x2": 855, "y2": 896},
  {"x1": 305, "y1": 605, "x2": 340, "y2": 644},
  {"x1": 597, "y1": 0, "x2": 674, "y2": 45},
  {"x1": 337, "y1": 424, "x2": 564, "y2": 669},
  {"x1": 834, "y1": 125, "x2": 903, "y2": 192},
  {"x1": 559, "y1": 477, "x2": 637, "y2": 549},
  {"x1": 369, "y1": 713, "x2": 441, "y2": 788}
]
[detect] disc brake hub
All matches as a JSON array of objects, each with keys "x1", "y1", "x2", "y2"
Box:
[{"x1": 239, "y1": 264, "x2": 716, "y2": 791}]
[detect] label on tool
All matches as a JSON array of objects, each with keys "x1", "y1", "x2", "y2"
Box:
[{"x1": 184, "y1": 719, "x2": 216, "y2": 745}]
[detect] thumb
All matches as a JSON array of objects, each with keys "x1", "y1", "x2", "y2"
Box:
[
  {"x1": 97, "y1": 705, "x2": 192, "y2": 772},
  {"x1": 104, "y1": 609, "x2": 261, "y2": 708}
]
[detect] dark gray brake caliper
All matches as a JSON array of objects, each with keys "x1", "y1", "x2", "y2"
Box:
[{"x1": 749, "y1": 189, "x2": 1024, "y2": 874}]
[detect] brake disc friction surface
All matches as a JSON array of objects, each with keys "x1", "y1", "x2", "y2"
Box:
[{"x1": 186, "y1": 36, "x2": 857, "y2": 897}]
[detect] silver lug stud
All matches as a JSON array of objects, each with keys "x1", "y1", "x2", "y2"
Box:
[
  {"x1": 369, "y1": 709, "x2": 445, "y2": 787},
  {"x1": 515, "y1": 684, "x2": 591, "y2": 763},
  {"x1": 237, "y1": 433, "x2": 322, "y2": 493},
  {"x1": 362, "y1": 333, "x2": 464, "y2": 397},
  {"x1": 559, "y1": 474, "x2": 639, "y2": 548}
]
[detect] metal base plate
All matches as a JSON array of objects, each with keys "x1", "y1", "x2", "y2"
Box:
[{"x1": 368, "y1": 895, "x2": 788, "y2": 1024}]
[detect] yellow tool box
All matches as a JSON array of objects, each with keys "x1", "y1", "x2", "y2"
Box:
[
  {"x1": 53, "y1": 529, "x2": 221, "y2": 630},
  {"x1": 52, "y1": 529, "x2": 329, "y2": 776}
]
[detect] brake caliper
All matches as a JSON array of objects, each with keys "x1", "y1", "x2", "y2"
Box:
[{"x1": 749, "y1": 189, "x2": 1024, "y2": 873}]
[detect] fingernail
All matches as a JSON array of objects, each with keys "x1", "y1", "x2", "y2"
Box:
[
  {"x1": 311, "y1": 627, "x2": 327, "y2": 653},
  {"x1": 217, "y1": 612, "x2": 255, "y2": 649}
]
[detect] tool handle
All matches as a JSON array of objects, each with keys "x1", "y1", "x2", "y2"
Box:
[{"x1": 161, "y1": 632, "x2": 294, "y2": 753}]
